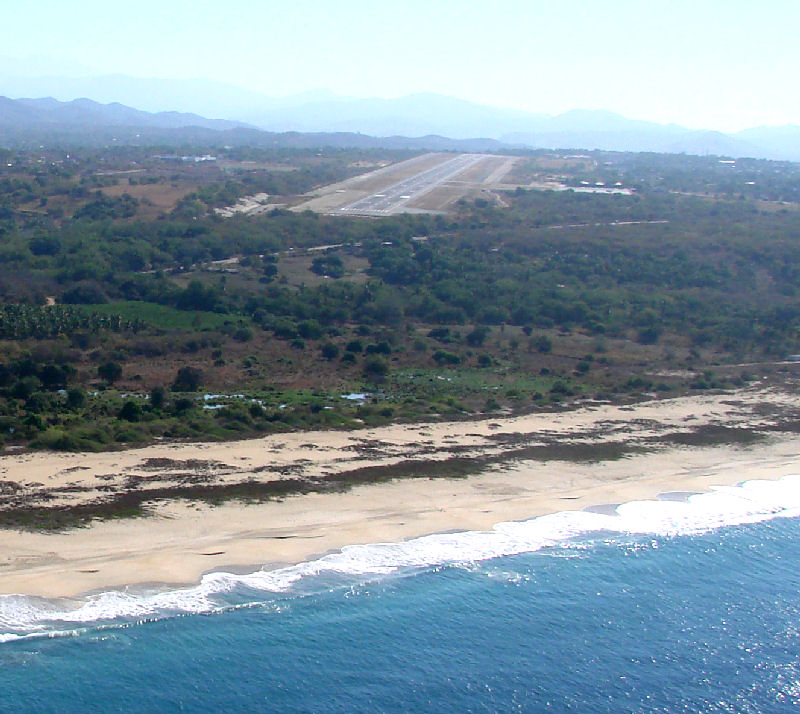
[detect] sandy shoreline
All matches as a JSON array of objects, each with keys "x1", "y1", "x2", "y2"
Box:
[{"x1": 1, "y1": 387, "x2": 799, "y2": 599}]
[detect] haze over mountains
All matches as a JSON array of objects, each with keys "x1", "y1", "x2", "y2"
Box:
[{"x1": 0, "y1": 68, "x2": 798, "y2": 160}]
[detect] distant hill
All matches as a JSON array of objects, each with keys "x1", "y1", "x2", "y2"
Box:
[
  {"x1": 0, "y1": 96, "x2": 250, "y2": 131},
  {"x1": 0, "y1": 84, "x2": 798, "y2": 161},
  {"x1": 734, "y1": 126, "x2": 800, "y2": 162},
  {"x1": 245, "y1": 92, "x2": 548, "y2": 139},
  {"x1": 0, "y1": 96, "x2": 509, "y2": 152},
  {"x1": 502, "y1": 127, "x2": 761, "y2": 159}
]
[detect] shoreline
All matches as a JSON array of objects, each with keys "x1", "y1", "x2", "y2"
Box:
[{"x1": 0, "y1": 387, "x2": 799, "y2": 599}]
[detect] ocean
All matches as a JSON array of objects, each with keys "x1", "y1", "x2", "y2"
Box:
[{"x1": 1, "y1": 475, "x2": 800, "y2": 712}]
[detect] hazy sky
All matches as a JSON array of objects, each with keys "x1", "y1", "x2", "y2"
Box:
[{"x1": 3, "y1": 0, "x2": 799, "y2": 131}]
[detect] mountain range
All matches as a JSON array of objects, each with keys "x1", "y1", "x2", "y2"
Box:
[
  {"x1": 0, "y1": 68, "x2": 798, "y2": 160},
  {"x1": 0, "y1": 96, "x2": 247, "y2": 132}
]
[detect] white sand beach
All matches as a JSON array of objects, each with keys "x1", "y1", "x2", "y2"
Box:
[{"x1": 0, "y1": 387, "x2": 798, "y2": 598}]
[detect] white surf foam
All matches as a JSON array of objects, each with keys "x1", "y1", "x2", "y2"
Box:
[{"x1": 2, "y1": 474, "x2": 800, "y2": 636}]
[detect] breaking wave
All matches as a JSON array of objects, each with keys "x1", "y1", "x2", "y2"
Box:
[{"x1": 3, "y1": 474, "x2": 800, "y2": 638}]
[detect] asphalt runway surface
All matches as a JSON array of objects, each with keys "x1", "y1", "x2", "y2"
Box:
[{"x1": 338, "y1": 153, "x2": 486, "y2": 216}]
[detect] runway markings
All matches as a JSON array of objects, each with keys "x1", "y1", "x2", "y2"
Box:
[{"x1": 338, "y1": 153, "x2": 487, "y2": 216}]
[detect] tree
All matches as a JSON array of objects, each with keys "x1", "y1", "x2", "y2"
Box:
[
  {"x1": 66, "y1": 387, "x2": 87, "y2": 409},
  {"x1": 466, "y1": 327, "x2": 489, "y2": 347},
  {"x1": 262, "y1": 263, "x2": 278, "y2": 281},
  {"x1": 637, "y1": 326, "x2": 662, "y2": 345},
  {"x1": 62, "y1": 283, "x2": 108, "y2": 305},
  {"x1": 30, "y1": 235, "x2": 61, "y2": 256},
  {"x1": 177, "y1": 280, "x2": 220, "y2": 312},
  {"x1": 118, "y1": 400, "x2": 142, "y2": 422},
  {"x1": 310, "y1": 254, "x2": 344, "y2": 278},
  {"x1": 98, "y1": 361, "x2": 122, "y2": 385},
  {"x1": 365, "y1": 341, "x2": 391, "y2": 355},
  {"x1": 320, "y1": 342, "x2": 340, "y2": 360},
  {"x1": 433, "y1": 349, "x2": 460, "y2": 366},
  {"x1": 172, "y1": 366, "x2": 203, "y2": 392},
  {"x1": 149, "y1": 386, "x2": 166, "y2": 410},
  {"x1": 534, "y1": 335, "x2": 553, "y2": 353},
  {"x1": 297, "y1": 319, "x2": 322, "y2": 340},
  {"x1": 363, "y1": 355, "x2": 390, "y2": 380}
]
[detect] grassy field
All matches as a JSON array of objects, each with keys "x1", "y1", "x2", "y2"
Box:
[
  {"x1": 100, "y1": 180, "x2": 197, "y2": 212},
  {"x1": 83, "y1": 302, "x2": 244, "y2": 330},
  {"x1": 278, "y1": 252, "x2": 370, "y2": 288}
]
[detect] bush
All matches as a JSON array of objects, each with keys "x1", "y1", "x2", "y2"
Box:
[
  {"x1": 12, "y1": 377, "x2": 41, "y2": 399},
  {"x1": 549, "y1": 381, "x2": 573, "y2": 396},
  {"x1": 118, "y1": 400, "x2": 142, "y2": 422},
  {"x1": 297, "y1": 320, "x2": 323, "y2": 340},
  {"x1": 321, "y1": 342, "x2": 340, "y2": 360},
  {"x1": 172, "y1": 366, "x2": 203, "y2": 392},
  {"x1": 149, "y1": 386, "x2": 166, "y2": 410},
  {"x1": 310, "y1": 254, "x2": 345, "y2": 278},
  {"x1": 363, "y1": 355, "x2": 390, "y2": 379},
  {"x1": 233, "y1": 327, "x2": 254, "y2": 342},
  {"x1": 428, "y1": 327, "x2": 451, "y2": 343},
  {"x1": 365, "y1": 341, "x2": 391, "y2": 355},
  {"x1": 466, "y1": 327, "x2": 489, "y2": 347},
  {"x1": 433, "y1": 349, "x2": 461, "y2": 366},
  {"x1": 534, "y1": 335, "x2": 552, "y2": 353},
  {"x1": 98, "y1": 361, "x2": 122, "y2": 384},
  {"x1": 173, "y1": 396, "x2": 195, "y2": 412},
  {"x1": 61, "y1": 283, "x2": 107, "y2": 305},
  {"x1": 637, "y1": 326, "x2": 662, "y2": 345},
  {"x1": 66, "y1": 387, "x2": 87, "y2": 410},
  {"x1": 33, "y1": 428, "x2": 81, "y2": 451}
]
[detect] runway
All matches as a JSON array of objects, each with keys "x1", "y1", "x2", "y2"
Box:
[
  {"x1": 337, "y1": 153, "x2": 486, "y2": 216},
  {"x1": 290, "y1": 152, "x2": 520, "y2": 216}
]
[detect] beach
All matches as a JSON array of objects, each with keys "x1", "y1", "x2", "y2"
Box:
[{"x1": 1, "y1": 386, "x2": 799, "y2": 599}]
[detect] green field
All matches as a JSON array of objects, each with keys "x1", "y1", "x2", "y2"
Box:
[{"x1": 83, "y1": 302, "x2": 249, "y2": 331}]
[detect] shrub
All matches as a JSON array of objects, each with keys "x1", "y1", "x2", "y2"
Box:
[
  {"x1": 297, "y1": 320, "x2": 323, "y2": 340},
  {"x1": 310, "y1": 254, "x2": 345, "y2": 278},
  {"x1": 534, "y1": 335, "x2": 552, "y2": 353},
  {"x1": 173, "y1": 397, "x2": 195, "y2": 412},
  {"x1": 66, "y1": 387, "x2": 87, "y2": 410},
  {"x1": 233, "y1": 327, "x2": 254, "y2": 342},
  {"x1": 427, "y1": 327, "x2": 451, "y2": 343},
  {"x1": 118, "y1": 400, "x2": 142, "y2": 422},
  {"x1": 637, "y1": 326, "x2": 662, "y2": 345},
  {"x1": 61, "y1": 283, "x2": 108, "y2": 305},
  {"x1": 172, "y1": 366, "x2": 202, "y2": 392},
  {"x1": 98, "y1": 361, "x2": 122, "y2": 385},
  {"x1": 549, "y1": 381, "x2": 572, "y2": 396},
  {"x1": 149, "y1": 386, "x2": 166, "y2": 410},
  {"x1": 365, "y1": 341, "x2": 391, "y2": 355},
  {"x1": 433, "y1": 349, "x2": 461, "y2": 366},
  {"x1": 466, "y1": 327, "x2": 489, "y2": 347},
  {"x1": 363, "y1": 355, "x2": 390, "y2": 379},
  {"x1": 321, "y1": 342, "x2": 340, "y2": 360}
]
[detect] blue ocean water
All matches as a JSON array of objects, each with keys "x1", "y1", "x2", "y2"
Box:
[{"x1": 2, "y1": 476, "x2": 800, "y2": 712}]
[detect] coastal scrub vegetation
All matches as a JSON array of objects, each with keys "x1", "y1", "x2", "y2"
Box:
[{"x1": 0, "y1": 144, "x2": 798, "y2": 451}]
